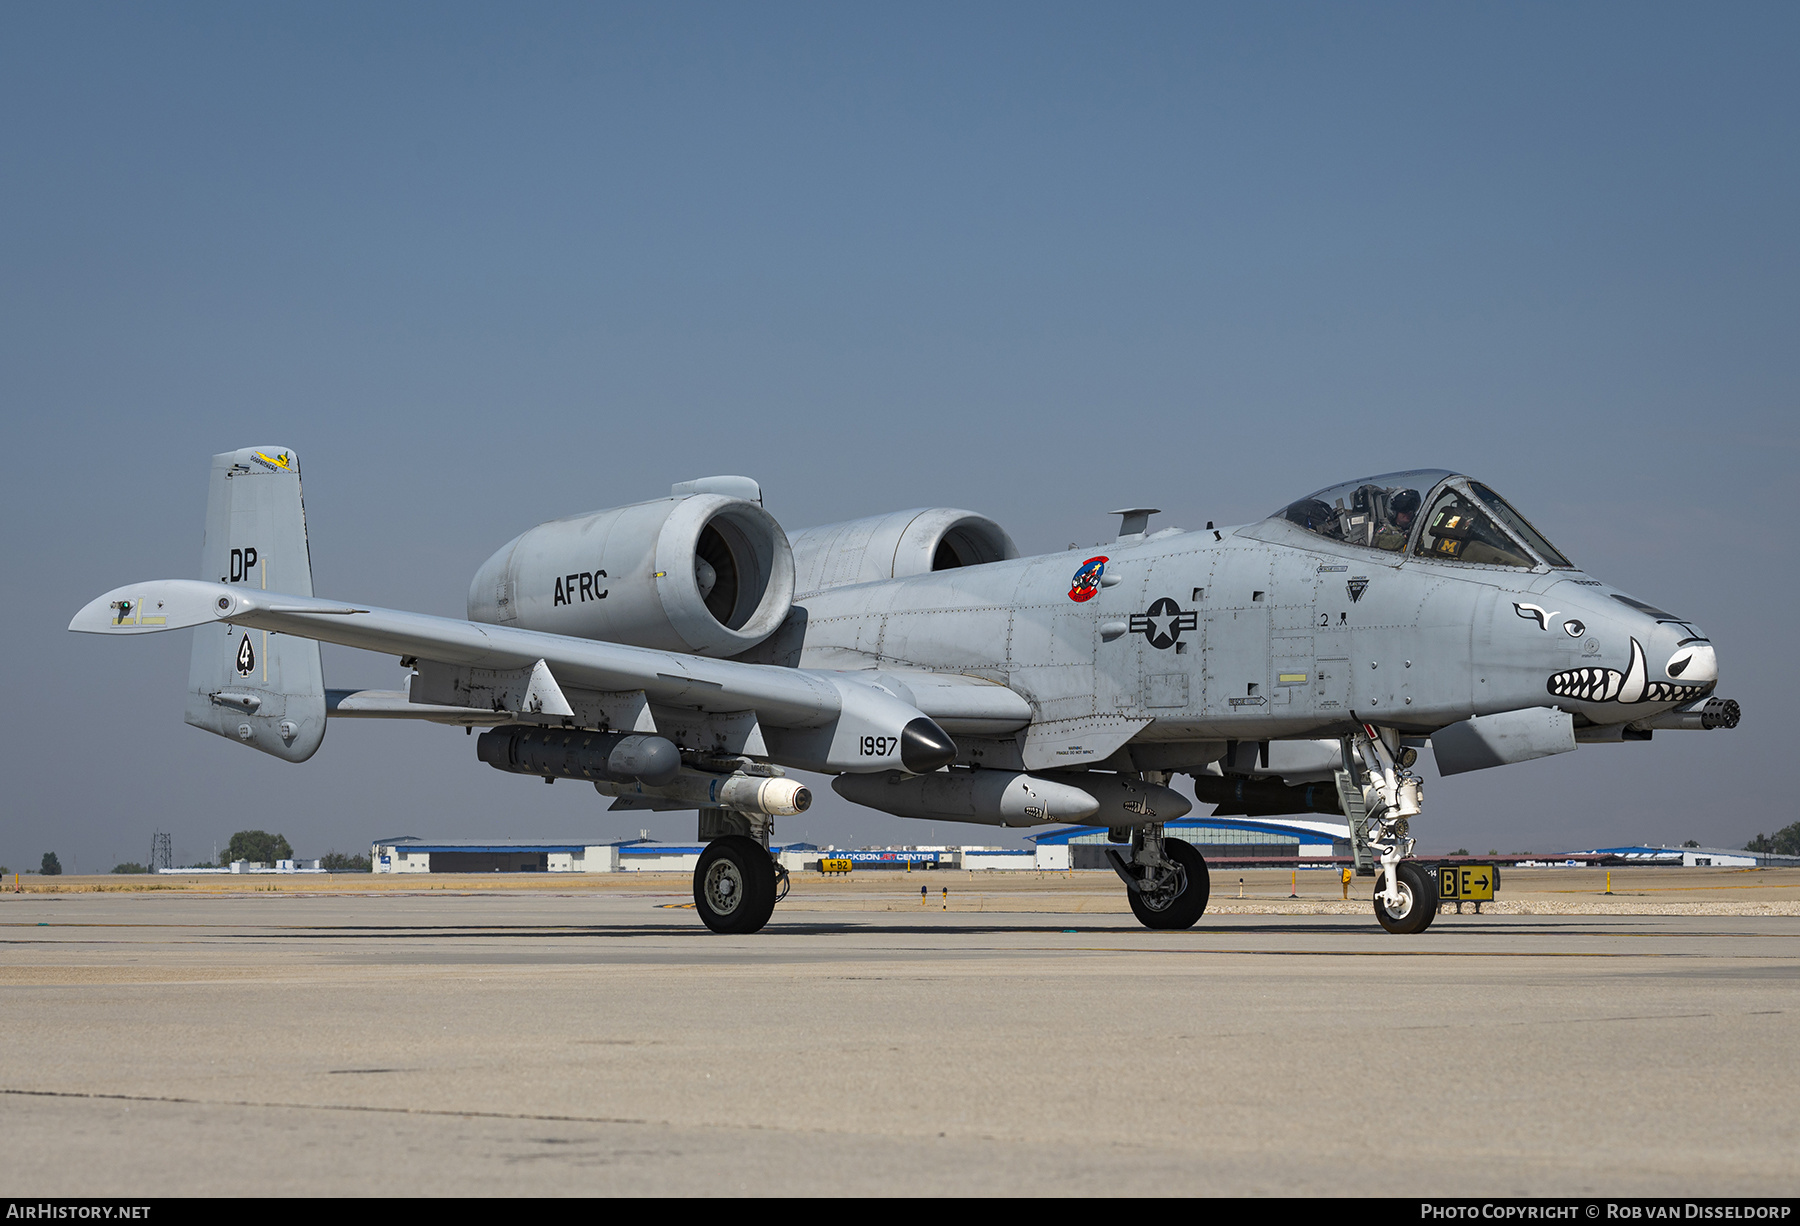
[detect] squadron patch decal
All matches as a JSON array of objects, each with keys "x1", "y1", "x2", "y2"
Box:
[
  {"x1": 235, "y1": 633, "x2": 256, "y2": 677},
  {"x1": 1129, "y1": 597, "x2": 1197, "y2": 649},
  {"x1": 1068, "y1": 556, "x2": 1108, "y2": 603},
  {"x1": 252, "y1": 450, "x2": 295, "y2": 473}
]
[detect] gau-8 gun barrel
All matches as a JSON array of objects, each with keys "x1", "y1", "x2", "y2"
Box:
[{"x1": 1629, "y1": 696, "x2": 1741, "y2": 732}]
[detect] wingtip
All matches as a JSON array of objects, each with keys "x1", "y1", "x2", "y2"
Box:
[{"x1": 68, "y1": 579, "x2": 235, "y2": 635}]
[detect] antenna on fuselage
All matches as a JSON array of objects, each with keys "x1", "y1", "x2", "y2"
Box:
[{"x1": 1111, "y1": 507, "x2": 1160, "y2": 541}]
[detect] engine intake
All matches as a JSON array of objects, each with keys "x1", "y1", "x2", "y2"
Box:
[
  {"x1": 789, "y1": 508, "x2": 1018, "y2": 598},
  {"x1": 468, "y1": 486, "x2": 795, "y2": 657}
]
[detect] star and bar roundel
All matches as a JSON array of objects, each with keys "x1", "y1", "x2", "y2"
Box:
[{"x1": 1130, "y1": 597, "x2": 1197, "y2": 649}]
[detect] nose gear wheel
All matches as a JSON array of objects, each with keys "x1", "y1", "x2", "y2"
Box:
[{"x1": 1373, "y1": 860, "x2": 1439, "y2": 934}]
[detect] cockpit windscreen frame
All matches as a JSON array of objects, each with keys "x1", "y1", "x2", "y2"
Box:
[{"x1": 1274, "y1": 471, "x2": 1573, "y2": 571}]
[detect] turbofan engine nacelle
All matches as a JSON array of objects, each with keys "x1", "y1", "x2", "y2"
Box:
[
  {"x1": 789, "y1": 507, "x2": 1018, "y2": 598},
  {"x1": 468, "y1": 484, "x2": 795, "y2": 657}
]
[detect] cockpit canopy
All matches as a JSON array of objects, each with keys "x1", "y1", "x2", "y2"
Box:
[{"x1": 1274, "y1": 470, "x2": 1572, "y2": 569}]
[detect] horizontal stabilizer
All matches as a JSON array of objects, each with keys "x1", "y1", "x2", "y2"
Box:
[
  {"x1": 69, "y1": 580, "x2": 246, "y2": 635},
  {"x1": 70, "y1": 580, "x2": 368, "y2": 635}
]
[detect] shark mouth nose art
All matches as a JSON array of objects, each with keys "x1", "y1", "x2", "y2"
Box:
[
  {"x1": 1547, "y1": 637, "x2": 1715, "y2": 705},
  {"x1": 1665, "y1": 642, "x2": 1717, "y2": 683}
]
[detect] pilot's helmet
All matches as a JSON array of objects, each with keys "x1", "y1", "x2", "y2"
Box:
[{"x1": 1391, "y1": 488, "x2": 1421, "y2": 521}]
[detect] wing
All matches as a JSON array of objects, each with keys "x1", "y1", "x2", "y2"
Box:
[
  {"x1": 817, "y1": 668, "x2": 1032, "y2": 737},
  {"x1": 70, "y1": 579, "x2": 1014, "y2": 774}
]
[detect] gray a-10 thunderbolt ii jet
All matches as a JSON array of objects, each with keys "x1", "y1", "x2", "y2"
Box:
[{"x1": 73, "y1": 447, "x2": 1738, "y2": 934}]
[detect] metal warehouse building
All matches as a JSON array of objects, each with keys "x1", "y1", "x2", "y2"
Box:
[
  {"x1": 1030, "y1": 817, "x2": 1351, "y2": 869},
  {"x1": 372, "y1": 838, "x2": 630, "y2": 874},
  {"x1": 373, "y1": 817, "x2": 1353, "y2": 876},
  {"x1": 371, "y1": 837, "x2": 826, "y2": 874}
]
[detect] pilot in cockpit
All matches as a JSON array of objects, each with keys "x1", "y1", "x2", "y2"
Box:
[
  {"x1": 1372, "y1": 488, "x2": 1421, "y2": 550},
  {"x1": 1347, "y1": 484, "x2": 1422, "y2": 552},
  {"x1": 1279, "y1": 471, "x2": 1570, "y2": 568},
  {"x1": 1280, "y1": 473, "x2": 1442, "y2": 555}
]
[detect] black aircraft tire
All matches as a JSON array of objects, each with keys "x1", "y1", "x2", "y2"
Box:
[
  {"x1": 1413, "y1": 860, "x2": 1442, "y2": 930},
  {"x1": 1127, "y1": 837, "x2": 1211, "y2": 930},
  {"x1": 693, "y1": 835, "x2": 777, "y2": 935},
  {"x1": 1373, "y1": 860, "x2": 1438, "y2": 935}
]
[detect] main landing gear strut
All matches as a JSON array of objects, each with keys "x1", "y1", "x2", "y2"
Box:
[
  {"x1": 1110, "y1": 819, "x2": 1212, "y2": 930},
  {"x1": 692, "y1": 808, "x2": 790, "y2": 935},
  {"x1": 1348, "y1": 724, "x2": 1438, "y2": 934}
]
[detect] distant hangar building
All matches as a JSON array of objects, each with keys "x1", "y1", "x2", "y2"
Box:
[
  {"x1": 1570, "y1": 844, "x2": 1800, "y2": 868},
  {"x1": 371, "y1": 816, "x2": 1353, "y2": 876},
  {"x1": 371, "y1": 836, "x2": 822, "y2": 874},
  {"x1": 373, "y1": 837, "x2": 634, "y2": 874},
  {"x1": 1030, "y1": 816, "x2": 1351, "y2": 869}
]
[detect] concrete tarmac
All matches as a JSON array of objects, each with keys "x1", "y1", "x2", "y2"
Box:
[{"x1": 2, "y1": 879, "x2": 1796, "y2": 1196}]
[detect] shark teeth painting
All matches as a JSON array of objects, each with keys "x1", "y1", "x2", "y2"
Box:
[{"x1": 1546, "y1": 637, "x2": 1714, "y2": 705}]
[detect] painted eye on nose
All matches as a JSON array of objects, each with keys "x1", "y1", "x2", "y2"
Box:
[
  {"x1": 1563, "y1": 619, "x2": 1585, "y2": 638},
  {"x1": 1665, "y1": 644, "x2": 1717, "y2": 683}
]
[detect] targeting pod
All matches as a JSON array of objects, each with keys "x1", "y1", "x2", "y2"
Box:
[
  {"x1": 477, "y1": 727, "x2": 682, "y2": 786},
  {"x1": 833, "y1": 768, "x2": 1190, "y2": 828},
  {"x1": 595, "y1": 771, "x2": 811, "y2": 816},
  {"x1": 834, "y1": 767, "x2": 1099, "y2": 827}
]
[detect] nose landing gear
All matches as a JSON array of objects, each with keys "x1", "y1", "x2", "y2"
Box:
[
  {"x1": 1349, "y1": 725, "x2": 1438, "y2": 935},
  {"x1": 1373, "y1": 860, "x2": 1439, "y2": 934}
]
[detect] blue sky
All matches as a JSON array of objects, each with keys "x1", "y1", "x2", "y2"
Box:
[{"x1": 3, "y1": 3, "x2": 1794, "y2": 868}]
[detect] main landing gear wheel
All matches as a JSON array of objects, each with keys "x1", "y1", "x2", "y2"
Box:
[
  {"x1": 1373, "y1": 860, "x2": 1438, "y2": 935},
  {"x1": 693, "y1": 835, "x2": 778, "y2": 935},
  {"x1": 1127, "y1": 837, "x2": 1211, "y2": 931}
]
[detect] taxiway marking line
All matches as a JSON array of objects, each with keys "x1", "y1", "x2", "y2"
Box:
[
  {"x1": 1542, "y1": 883, "x2": 1800, "y2": 894},
  {"x1": 10, "y1": 943, "x2": 1792, "y2": 963},
  {"x1": 1050, "y1": 946, "x2": 1799, "y2": 959},
  {"x1": 0, "y1": 1086, "x2": 657, "y2": 1127},
  {"x1": 0, "y1": 1088, "x2": 1021, "y2": 1148},
  {"x1": 8, "y1": 919, "x2": 1800, "y2": 938}
]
